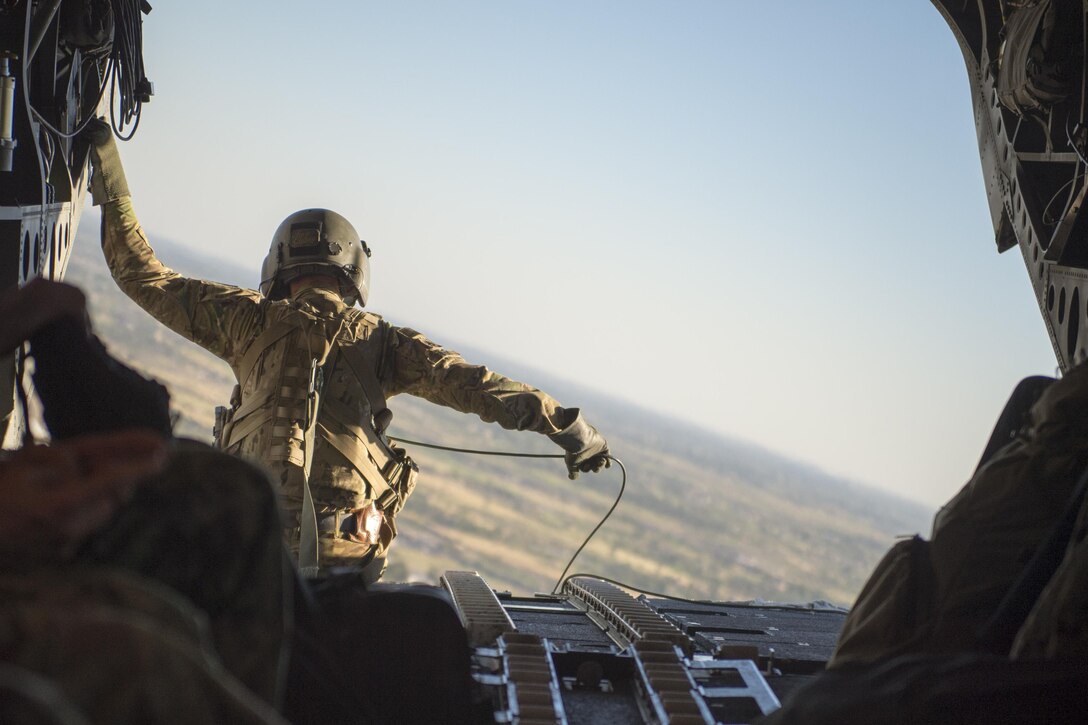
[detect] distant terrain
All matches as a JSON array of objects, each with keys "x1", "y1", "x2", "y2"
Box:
[{"x1": 66, "y1": 223, "x2": 933, "y2": 606}]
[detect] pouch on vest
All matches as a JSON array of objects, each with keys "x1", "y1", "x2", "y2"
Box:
[
  {"x1": 376, "y1": 445, "x2": 419, "y2": 518},
  {"x1": 213, "y1": 384, "x2": 242, "y2": 449}
]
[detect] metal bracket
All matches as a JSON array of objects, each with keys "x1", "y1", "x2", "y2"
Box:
[{"x1": 689, "y1": 658, "x2": 781, "y2": 721}]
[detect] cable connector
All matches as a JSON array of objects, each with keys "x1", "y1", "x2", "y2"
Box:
[{"x1": 135, "y1": 77, "x2": 154, "y2": 103}]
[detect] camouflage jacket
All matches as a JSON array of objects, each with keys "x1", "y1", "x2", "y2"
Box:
[{"x1": 101, "y1": 196, "x2": 573, "y2": 562}]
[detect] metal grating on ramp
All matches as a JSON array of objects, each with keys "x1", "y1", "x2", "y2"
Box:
[
  {"x1": 632, "y1": 640, "x2": 707, "y2": 725},
  {"x1": 499, "y1": 633, "x2": 567, "y2": 725},
  {"x1": 563, "y1": 577, "x2": 690, "y2": 652},
  {"x1": 441, "y1": 570, "x2": 516, "y2": 647}
]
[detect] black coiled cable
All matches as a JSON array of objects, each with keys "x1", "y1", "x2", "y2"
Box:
[
  {"x1": 107, "y1": 0, "x2": 149, "y2": 140},
  {"x1": 388, "y1": 436, "x2": 625, "y2": 595}
]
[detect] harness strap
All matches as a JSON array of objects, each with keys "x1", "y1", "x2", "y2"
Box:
[
  {"x1": 231, "y1": 391, "x2": 273, "y2": 425},
  {"x1": 268, "y1": 444, "x2": 304, "y2": 466},
  {"x1": 321, "y1": 396, "x2": 396, "y2": 470},
  {"x1": 299, "y1": 347, "x2": 336, "y2": 577},
  {"x1": 228, "y1": 407, "x2": 271, "y2": 446},
  {"x1": 237, "y1": 320, "x2": 297, "y2": 388},
  {"x1": 340, "y1": 341, "x2": 392, "y2": 433},
  {"x1": 339, "y1": 309, "x2": 391, "y2": 429},
  {"x1": 317, "y1": 422, "x2": 393, "y2": 499}
]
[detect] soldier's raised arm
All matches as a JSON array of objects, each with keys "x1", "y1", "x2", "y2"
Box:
[
  {"x1": 84, "y1": 120, "x2": 263, "y2": 363},
  {"x1": 385, "y1": 326, "x2": 611, "y2": 479}
]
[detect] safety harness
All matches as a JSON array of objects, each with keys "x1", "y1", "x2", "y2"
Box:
[{"x1": 215, "y1": 306, "x2": 413, "y2": 575}]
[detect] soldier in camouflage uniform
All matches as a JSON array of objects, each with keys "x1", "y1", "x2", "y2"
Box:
[{"x1": 86, "y1": 121, "x2": 611, "y2": 579}]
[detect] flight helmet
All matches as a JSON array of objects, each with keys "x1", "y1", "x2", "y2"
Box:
[{"x1": 260, "y1": 209, "x2": 371, "y2": 306}]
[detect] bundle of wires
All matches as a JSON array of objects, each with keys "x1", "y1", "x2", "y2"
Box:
[
  {"x1": 106, "y1": 0, "x2": 150, "y2": 139},
  {"x1": 25, "y1": 0, "x2": 150, "y2": 142}
]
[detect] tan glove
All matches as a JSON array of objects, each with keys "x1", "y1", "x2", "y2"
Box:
[
  {"x1": 84, "y1": 118, "x2": 130, "y2": 205},
  {"x1": 548, "y1": 409, "x2": 611, "y2": 480}
]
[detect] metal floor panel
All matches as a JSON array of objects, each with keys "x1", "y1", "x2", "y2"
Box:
[{"x1": 467, "y1": 575, "x2": 849, "y2": 723}]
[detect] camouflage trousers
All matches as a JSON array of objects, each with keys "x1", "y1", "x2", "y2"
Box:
[{"x1": 0, "y1": 440, "x2": 291, "y2": 723}]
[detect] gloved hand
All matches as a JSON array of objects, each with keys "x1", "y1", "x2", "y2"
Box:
[
  {"x1": 83, "y1": 118, "x2": 130, "y2": 205},
  {"x1": 548, "y1": 408, "x2": 611, "y2": 480}
]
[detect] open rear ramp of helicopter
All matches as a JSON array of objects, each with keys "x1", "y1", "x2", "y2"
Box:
[{"x1": 442, "y1": 571, "x2": 846, "y2": 724}]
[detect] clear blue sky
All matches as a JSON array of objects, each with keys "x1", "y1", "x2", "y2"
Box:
[{"x1": 103, "y1": 1, "x2": 1058, "y2": 507}]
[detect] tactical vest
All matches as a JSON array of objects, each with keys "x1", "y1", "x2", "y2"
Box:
[{"x1": 214, "y1": 301, "x2": 416, "y2": 535}]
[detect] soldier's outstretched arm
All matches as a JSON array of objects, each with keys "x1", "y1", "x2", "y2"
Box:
[
  {"x1": 83, "y1": 120, "x2": 263, "y2": 362},
  {"x1": 386, "y1": 326, "x2": 611, "y2": 479}
]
